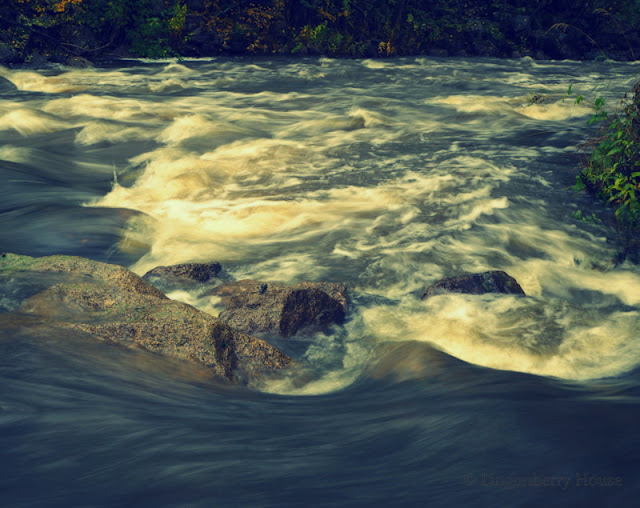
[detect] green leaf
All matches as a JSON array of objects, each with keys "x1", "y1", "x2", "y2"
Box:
[{"x1": 572, "y1": 177, "x2": 586, "y2": 191}]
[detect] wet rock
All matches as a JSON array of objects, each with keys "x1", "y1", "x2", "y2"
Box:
[
  {"x1": 65, "y1": 56, "x2": 94, "y2": 68},
  {"x1": 0, "y1": 253, "x2": 293, "y2": 383},
  {"x1": 473, "y1": 40, "x2": 499, "y2": 58},
  {"x1": 420, "y1": 270, "x2": 525, "y2": 299},
  {"x1": 212, "y1": 280, "x2": 348, "y2": 337},
  {"x1": 27, "y1": 53, "x2": 50, "y2": 68},
  {"x1": 142, "y1": 262, "x2": 224, "y2": 292},
  {"x1": 0, "y1": 74, "x2": 17, "y2": 93},
  {"x1": 0, "y1": 43, "x2": 20, "y2": 65}
]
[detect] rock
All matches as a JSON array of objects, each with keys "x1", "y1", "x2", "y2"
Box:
[
  {"x1": 142, "y1": 262, "x2": 224, "y2": 292},
  {"x1": 0, "y1": 253, "x2": 293, "y2": 383},
  {"x1": 65, "y1": 56, "x2": 94, "y2": 68},
  {"x1": 0, "y1": 43, "x2": 20, "y2": 65},
  {"x1": 26, "y1": 53, "x2": 50, "y2": 68},
  {"x1": 0, "y1": 75, "x2": 17, "y2": 93},
  {"x1": 473, "y1": 40, "x2": 499, "y2": 58},
  {"x1": 211, "y1": 280, "x2": 348, "y2": 337},
  {"x1": 421, "y1": 270, "x2": 525, "y2": 299}
]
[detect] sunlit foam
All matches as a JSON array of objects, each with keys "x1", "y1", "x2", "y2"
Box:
[
  {"x1": 75, "y1": 121, "x2": 158, "y2": 145},
  {"x1": 0, "y1": 145, "x2": 32, "y2": 163},
  {"x1": 148, "y1": 78, "x2": 189, "y2": 93},
  {"x1": 158, "y1": 114, "x2": 261, "y2": 145},
  {"x1": 43, "y1": 94, "x2": 164, "y2": 122},
  {"x1": 159, "y1": 63, "x2": 194, "y2": 75},
  {"x1": 94, "y1": 164, "x2": 503, "y2": 276},
  {"x1": 53, "y1": 57, "x2": 640, "y2": 393},
  {"x1": 165, "y1": 290, "x2": 222, "y2": 317},
  {"x1": 0, "y1": 69, "x2": 85, "y2": 93},
  {"x1": 434, "y1": 93, "x2": 591, "y2": 121},
  {"x1": 516, "y1": 101, "x2": 591, "y2": 121},
  {"x1": 0, "y1": 108, "x2": 72, "y2": 135},
  {"x1": 359, "y1": 294, "x2": 640, "y2": 381}
]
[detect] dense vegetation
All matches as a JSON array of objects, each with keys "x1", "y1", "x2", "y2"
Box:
[
  {"x1": 1, "y1": 0, "x2": 639, "y2": 63},
  {"x1": 574, "y1": 80, "x2": 640, "y2": 260}
]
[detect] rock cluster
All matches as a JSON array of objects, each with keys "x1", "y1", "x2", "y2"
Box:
[
  {"x1": 1, "y1": 251, "x2": 529, "y2": 384},
  {"x1": 0, "y1": 253, "x2": 292, "y2": 384},
  {"x1": 211, "y1": 280, "x2": 348, "y2": 337}
]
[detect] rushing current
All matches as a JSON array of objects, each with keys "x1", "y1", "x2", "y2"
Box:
[{"x1": 1, "y1": 56, "x2": 639, "y2": 506}]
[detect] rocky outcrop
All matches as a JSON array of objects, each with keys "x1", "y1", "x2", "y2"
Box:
[
  {"x1": 421, "y1": 270, "x2": 525, "y2": 299},
  {"x1": 142, "y1": 262, "x2": 224, "y2": 292},
  {"x1": 0, "y1": 253, "x2": 293, "y2": 383},
  {"x1": 211, "y1": 280, "x2": 348, "y2": 337}
]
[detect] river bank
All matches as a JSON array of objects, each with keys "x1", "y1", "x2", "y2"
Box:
[{"x1": 1, "y1": 0, "x2": 639, "y2": 66}]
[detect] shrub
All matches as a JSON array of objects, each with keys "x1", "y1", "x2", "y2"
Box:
[{"x1": 577, "y1": 82, "x2": 640, "y2": 231}]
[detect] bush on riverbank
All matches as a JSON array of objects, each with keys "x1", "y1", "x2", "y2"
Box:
[
  {"x1": 576, "y1": 80, "x2": 640, "y2": 259},
  {"x1": 1, "y1": 0, "x2": 639, "y2": 63},
  {"x1": 571, "y1": 79, "x2": 640, "y2": 261}
]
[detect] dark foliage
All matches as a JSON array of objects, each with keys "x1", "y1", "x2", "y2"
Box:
[{"x1": 1, "y1": 0, "x2": 639, "y2": 62}]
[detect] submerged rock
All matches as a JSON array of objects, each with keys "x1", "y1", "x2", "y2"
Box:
[
  {"x1": 0, "y1": 74, "x2": 17, "y2": 93},
  {"x1": 420, "y1": 270, "x2": 525, "y2": 299},
  {"x1": 211, "y1": 280, "x2": 348, "y2": 337},
  {"x1": 142, "y1": 262, "x2": 224, "y2": 292},
  {"x1": 0, "y1": 253, "x2": 293, "y2": 383}
]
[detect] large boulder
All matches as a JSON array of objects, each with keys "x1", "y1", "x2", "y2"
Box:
[
  {"x1": 421, "y1": 270, "x2": 525, "y2": 299},
  {"x1": 211, "y1": 280, "x2": 348, "y2": 337},
  {"x1": 0, "y1": 253, "x2": 293, "y2": 383}
]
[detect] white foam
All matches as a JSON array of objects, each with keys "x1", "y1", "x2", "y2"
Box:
[
  {"x1": 360, "y1": 294, "x2": 640, "y2": 381},
  {"x1": 0, "y1": 108, "x2": 71, "y2": 135},
  {"x1": 361, "y1": 59, "x2": 388, "y2": 69},
  {"x1": 43, "y1": 94, "x2": 164, "y2": 122},
  {"x1": 0, "y1": 145, "x2": 32, "y2": 163},
  {"x1": 50, "y1": 57, "x2": 640, "y2": 391},
  {"x1": 148, "y1": 78, "x2": 189, "y2": 93},
  {"x1": 516, "y1": 101, "x2": 591, "y2": 121},
  {"x1": 0, "y1": 69, "x2": 85, "y2": 93},
  {"x1": 158, "y1": 114, "x2": 259, "y2": 145},
  {"x1": 165, "y1": 290, "x2": 222, "y2": 317},
  {"x1": 75, "y1": 121, "x2": 157, "y2": 145}
]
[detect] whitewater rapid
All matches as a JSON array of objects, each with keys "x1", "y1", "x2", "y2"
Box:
[{"x1": 2, "y1": 56, "x2": 640, "y2": 393}]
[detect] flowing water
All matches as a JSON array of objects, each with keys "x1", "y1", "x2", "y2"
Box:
[{"x1": 1, "y1": 57, "x2": 640, "y2": 506}]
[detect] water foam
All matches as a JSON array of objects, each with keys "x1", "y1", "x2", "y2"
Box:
[
  {"x1": 62, "y1": 57, "x2": 640, "y2": 390},
  {"x1": 359, "y1": 293, "x2": 640, "y2": 381},
  {"x1": 0, "y1": 108, "x2": 72, "y2": 135}
]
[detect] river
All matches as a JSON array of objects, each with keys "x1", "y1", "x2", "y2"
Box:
[{"x1": 1, "y1": 56, "x2": 639, "y2": 506}]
